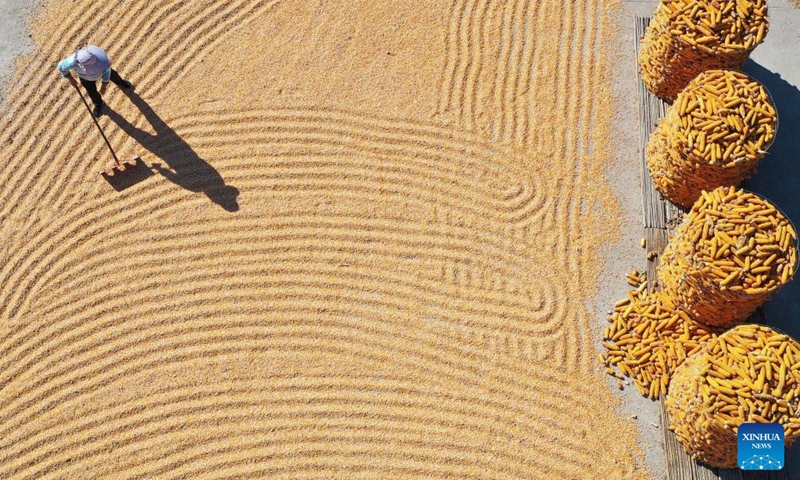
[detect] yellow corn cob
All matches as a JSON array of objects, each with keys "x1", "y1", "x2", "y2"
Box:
[
  {"x1": 658, "y1": 186, "x2": 797, "y2": 328},
  {"x1": 666, "y1": 325, "x2": 800, "y2": 469},
  {"x1": 639, "y1": 0, "x2": 769, "y2": 102},
  {"x1": 647, "y1": 70, "x2": 777, "y2": 207}
]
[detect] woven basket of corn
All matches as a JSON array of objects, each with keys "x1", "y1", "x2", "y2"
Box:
[
  {"x1": 647, "y1": 70, "x2": 777, "y2": 208},
  {"x1": 658, "y1": 186, "x2": 797, "y2": 328},
  {"x1": 639, "y1": 0, "x2": 769, "y2": 102},
  {"x1": 665, "y1": 324, "x2": 800, "y2": 468}
]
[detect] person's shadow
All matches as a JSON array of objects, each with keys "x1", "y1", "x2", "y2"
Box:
[{"x1": 106, "y1": 90, "x2": 239, "y2": 212}]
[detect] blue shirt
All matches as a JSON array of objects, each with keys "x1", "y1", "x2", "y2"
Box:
[{"x1": 57, "y1": 46, "x2": 112, "y2": 83}]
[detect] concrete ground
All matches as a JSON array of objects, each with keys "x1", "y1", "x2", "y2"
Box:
[
  {"x1": 0, "y1": 0, "x2": 36, "y2": 107},
  {"x1": 600, "y1": 4, "x2": 668, "y2": 476},
  {"x1": 0, "y1": 1, "x2": 797, "y2": 478},
  {"x1": 614, "y1": 0, "x2": 800, "y2": 477},
  {"x1": 742, "y1": 5, "x2": 800, "y2": 474}
]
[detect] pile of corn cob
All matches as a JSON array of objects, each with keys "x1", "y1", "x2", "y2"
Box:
[
  {"x1": 639, "y1": 0, "x2": 769, "y2": 102},
  {"x1": 602, "y1": 270, "x2": 723, "y2": 399},
  {"x1": 647, "y1": 70, "x2": 777, "y2": 207},
  {"x1": 665, "y1": 324, "x2": 800, "y2": 468},
  {"x1": 659, "y1": 186, "x2": 797, "y2": 328}
]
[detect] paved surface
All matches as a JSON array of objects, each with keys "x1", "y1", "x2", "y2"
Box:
[
  {"x1": 619, "y1": 1, "x2": 800, "y2": 477},
  {"x1": 0, "y1": 0, "x2": 36, "y2": 106},
  {"x1": 743, "y1": 9, "x2": 800, "y2": 474},
  {"x1": 602, "y1": 5, "x2": 669, "y2": 476},
  {"x1": 0, "y1": 1, "x2": 797, "y2": 478}
]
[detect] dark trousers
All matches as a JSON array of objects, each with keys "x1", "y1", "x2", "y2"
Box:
[{"x1": 80, "y1": 69, "x2": 127, "y2": 107}]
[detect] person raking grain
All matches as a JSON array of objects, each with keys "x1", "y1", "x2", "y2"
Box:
[{"x1": 57, "y1": 45, "x2": 133, "y2": 117}]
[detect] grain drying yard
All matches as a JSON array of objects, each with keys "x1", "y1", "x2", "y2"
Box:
[{"x1": 0, "y1": 0, "x2": 799, "y2": 478}]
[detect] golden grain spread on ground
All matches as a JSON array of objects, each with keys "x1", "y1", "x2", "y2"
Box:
[
  {"x1": 0, "y1": 0, "x2": 653, "y2": 478},
  {"x1": 639, "y1": 0, "x2": 769, "y2": 102},
  {"x1": 602, "y1": 271, "x2": 723, "y2": 400},
  {"x1": 647, "y1": 70, "x2": 777, "y2": 207},
  {"x1": 658, "y1": 186, "x2": 798, "y2": 328},
  {"x1": 665, "y1": 324, "x2": 800, "y2": 468}
]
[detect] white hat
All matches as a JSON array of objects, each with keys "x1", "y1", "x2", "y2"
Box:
[{"x1": 76, "y1": 49, "x2": 96, "y2": 65}]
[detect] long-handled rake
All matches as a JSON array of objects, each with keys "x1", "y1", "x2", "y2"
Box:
[{"x1": 72, "y1": 81, "x2": 140, "y2": 177}]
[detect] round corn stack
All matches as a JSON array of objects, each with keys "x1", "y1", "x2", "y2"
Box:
[
  {"x1": 659, "y1": 186, "x2": 798, "y2": 328},
  {"x1": 639, "y1": 0, "x2": 769, "y2": 102},
  {"x1": 647, "y1": 70, "x2": 777, "y2": 207},
  {"x1": 602, "y1": 271, "x2": 723, "y2": 400},
  {"x1": 665, "y1": 324, "x2": 800, "y2": 468}
]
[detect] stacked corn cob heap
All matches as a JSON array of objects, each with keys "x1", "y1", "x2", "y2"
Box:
[
  {"x1": 665, "y1": 324, "x2": 800, "y2": 468},
  {"x1": 658, "y1": 186, "x2": 797, "y2": 328},
  {"x1": 602, "y1": 271, "x2": 724, "y2": 399},
  {"x1": 639, "y1": 0, "x2": 769, "y2": 102},
  {"x1": 647, "y1": 70, "x2": 777, "y2": 207}
]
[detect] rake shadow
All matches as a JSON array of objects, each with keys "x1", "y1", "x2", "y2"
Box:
[
  {"x1": 106, "y1": 91, "x2": 239, "y2": 212},
  {"x1": 100, "y1": 156, "x2": 153, "y2": 192}
]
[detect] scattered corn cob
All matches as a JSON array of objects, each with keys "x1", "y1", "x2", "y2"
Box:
[
  {"x1": 659, "y1": 186, "x2": 798, "y2": 327},
  {"x1": 639, "y1": 0, "x2": 769, "y2": 102},
  {"x1": 648, "y1": 70, "x2": 777, "y2": 207},
  {"x1": 602, "y1": 271, "x2": 723, "y2": 399},
  {"x1": 665, "y1": 324, "x2": 800, "y2": 468}
]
